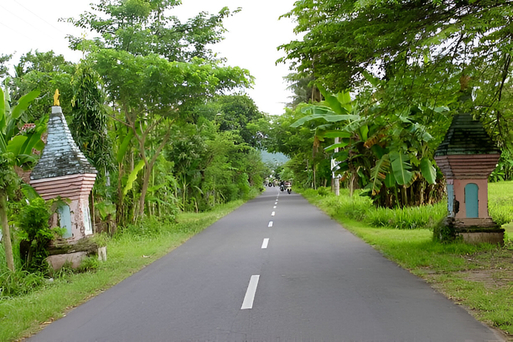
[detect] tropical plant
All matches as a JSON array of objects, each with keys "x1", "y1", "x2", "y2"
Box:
[{"x1": 0, "y1": 87, "x2": 43, "y2": 272}]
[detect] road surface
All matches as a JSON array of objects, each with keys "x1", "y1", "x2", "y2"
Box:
[{"x1": 29, "y1": 188, "x2": 505, "y2": 342}]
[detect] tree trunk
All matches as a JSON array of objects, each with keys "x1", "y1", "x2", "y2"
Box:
[
  {"x1": 116, "y1": 161, "x2": 125, "y2": 228},
  {"x1": 138, "y1": 165, "x2": 151, "y2": 217},
  {"x1": 0, "y1": 189, "x2": 14, "y2": 272}
]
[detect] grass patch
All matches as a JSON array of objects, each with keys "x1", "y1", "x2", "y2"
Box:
[
  {"x1": 298, "y1": 182, "x2": 513, "y2": 338},
  {"x1": 0, "y1": 199, "x2": 244, "y2": 342}
]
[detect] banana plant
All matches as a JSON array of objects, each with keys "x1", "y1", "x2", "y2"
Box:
[{"x1": 0, "y1": 86, "x2": 43, "y2": 272}]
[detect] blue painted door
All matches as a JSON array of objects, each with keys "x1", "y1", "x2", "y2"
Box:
[
  {"x1": 447, "y1": 184, "x2": 454, "y2": 216},
  {"x1": 465, "y1": 183, "x2": 479, "y2": 218},
  {"x1": 57, "y1": 205, "x2": 72, "y2": 238}
]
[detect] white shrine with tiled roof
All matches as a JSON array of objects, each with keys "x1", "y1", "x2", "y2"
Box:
[{"x1": 30, "y1": 105, "x2": 97, "y2": 242}]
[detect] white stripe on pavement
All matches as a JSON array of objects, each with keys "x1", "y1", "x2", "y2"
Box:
[
  {"x1": 241, "y1": 275, "x2": 260, "y2": 310},
  {"x1": 271, "y1": 211, "x2": 275, "y2": 216},
  {"x1": 268, "y1": 221, "x2": 273, "y2": 227},
  {"x1": 261, "y1": 238, "x2": 269, "y2": 249}
]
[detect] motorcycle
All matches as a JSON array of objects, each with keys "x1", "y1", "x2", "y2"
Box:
[
  {"x1": 286, "y1": 184, "x2": 292, "y2": 194},
  {"x1": 280, "y1": 183, "x2": 285, "y2": 191}
]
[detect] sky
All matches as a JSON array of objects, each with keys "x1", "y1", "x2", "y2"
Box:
[{"x1": 0, "y1": 0, "x2": 299, "y2": 115}]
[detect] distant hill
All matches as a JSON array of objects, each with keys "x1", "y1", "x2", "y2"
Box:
[{"x1": 260, "y1": 150, "x2": 289, "y2": 165}]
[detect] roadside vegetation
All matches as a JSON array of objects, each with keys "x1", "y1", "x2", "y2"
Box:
[
  {"x1": 0, "y1": 199, "x2": 248, "y2": 342},
  {"x1": 298, "y1": 182, "x2": 513, "y2": 337}
]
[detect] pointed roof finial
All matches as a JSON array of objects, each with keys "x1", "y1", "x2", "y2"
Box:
[{"x1": 53, "y1": 89, "x2": 60, "y2": 106}]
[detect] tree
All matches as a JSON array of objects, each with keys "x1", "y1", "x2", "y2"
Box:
[
  {"x1": 215, "y1": 94, "x2": 264, "y2": 147},
  {"x1": 0, "y1": 87, "x2": 42, "y2": 271},
  {"x1": 64, "y1": 0, "x2": 237, "y2": 62},
  {"x1": 0, "y1": 54, "x2": 12, "y2": 80},
  {"x1": 94, "y1": 50, "x2": 250, "y2": 218},
  {"x1": 10, "y1": 51, "x2": 74, "y2": 122},
  {"x1": 69, "y1": 61, "x2": 114, "y2": 177},
  {"x1": 65, "y1": 0, "x2": 252, "y2": 219},
  {"x1": 279, "y1": 0, "x2": 513, "y2": 147}
]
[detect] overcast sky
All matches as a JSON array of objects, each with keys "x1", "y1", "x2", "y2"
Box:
[{"x1": 0, "y1": 0, "x2": 299, "y2": 115}]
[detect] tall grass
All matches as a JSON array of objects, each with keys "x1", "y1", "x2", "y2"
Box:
[
  {"x1": 306, "y1": 187, "x2": 446, "y2": 230},
  {"x1": 488, "y1": 181, "x2": 513, "y2": 226}
]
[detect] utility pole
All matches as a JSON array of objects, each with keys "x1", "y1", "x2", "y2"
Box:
[{"x1": 333, "y1": 137, "x2": 340, "y2": 196}]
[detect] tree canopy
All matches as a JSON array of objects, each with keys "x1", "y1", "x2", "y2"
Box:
[{"x1": 279, "y1": 0, "x2": 513, "y2": 146}]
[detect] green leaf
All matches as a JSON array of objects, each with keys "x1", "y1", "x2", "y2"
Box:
[
  {"x1": 6, "y1": 136, "x2": 27, "y2": 156},
  {"x1": 325, "y1": 142, "x2": 349, "y2": 152},
  {"x1": 390, "y1": 150, "x2": 412, "y2": 186},
  {"x1": 337, "y1": 91, "x2": 352, "y2": 111},
  {"x1": 359, "y1": 125, "x2": 369, "y2": 141},
  {"x1": 361, "y1": 70, "x2": 380, "y2": 87},
  {"x1": 317, "y1": 130, "x2": 351, "y2": 139},
  {"x1": 11, "y1": 89, "x2": 40, "y2": 121},
  {"x1": 117, "y1": 130, "x2": 134, "y2": 164},
  {"x1": 123, "y1": 160, "x2": 145, "y2": 195},
  {"x1": 333, "y1": 150, "x2": 349, "y2": 161},
  {"x1": 0, "y1": 87, "x2": 5, "y2": 127},
  {"x1": 325, "y1": 95, "x2": 346, "y2": 115},
  {"x1": 291, "y1": 113, "x2": 359, "y2": 128},
  {"x1": 420, "y1": 157, "x2": 436, "y2": 184},
  {"x1": 369, "y1": 154, "x2": 390, "y2": 195},
  {"x1": 384, "y1": 170, "x2": 396, "y2": 188}
]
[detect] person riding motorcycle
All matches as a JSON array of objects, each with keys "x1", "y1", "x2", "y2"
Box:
[{"x1": 284, "y1": 180, "x2": 292, "y2": 194}]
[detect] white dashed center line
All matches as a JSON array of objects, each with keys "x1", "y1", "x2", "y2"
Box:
[
  {"x1": 261, "y1": 238, "x2": 269, "y2": 249},
  {"x1": 241, "y1": 275, "x2": 260, "y2": 310},
  {"x1": 271, "y1": 211, "x2": 275, "y2": 216},
  {"x1": 273, "y1": 206, "x2": 276, "y2": 209},
  {"x1": 268, "y1": 221, "x2": 273, "y2": 227}
]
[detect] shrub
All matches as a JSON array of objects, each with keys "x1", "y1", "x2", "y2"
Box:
[
  {"x1": 317, "y1": 187, "x2": 330, "y2": 197},
  {"x1": 366, "y1": 203, "x2": 446, "y2": 230},
  {"x1": 16, "y1": 198, "x2": 55, "y2": 272},
  {"x1": 0, "y1": 269, "x2": 45, "y2": 298}
]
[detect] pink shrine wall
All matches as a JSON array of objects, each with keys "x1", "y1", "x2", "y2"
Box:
[
  {"x1": 450, "y1": 178, "x2": 490, "y2": 219},
  {"x1": 31, "y1": 173, "x2": 95, "y2": 242}
]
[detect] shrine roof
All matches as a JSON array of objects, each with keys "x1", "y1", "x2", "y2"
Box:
[
  {"x1": 434, "y1": 114, "x2": 500, "y2": 157},
  {"x1": 30, "y1": 106, "x2": 97, "y2": 180}
]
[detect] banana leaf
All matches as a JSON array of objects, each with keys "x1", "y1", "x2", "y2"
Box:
[
  {"x1": 369, "y1": 154, "x2": 390, "y2": 195},
  {"x1": 420, "y1": 157, "x2": 436, "y2": 184},
  {"x1": 390, "y1": 150, "x2": 412, "y2": 186}
]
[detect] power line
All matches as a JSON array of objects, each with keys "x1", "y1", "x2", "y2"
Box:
[
  {"x1": 0, "y1": 19, "x2": 39, "y2": 46},
  {"x1": 12, "y1": 0, "x2": 67, "y2": 35},
  {"x1": 0, "y1": 3, "x2": 42, "y2": 33}
]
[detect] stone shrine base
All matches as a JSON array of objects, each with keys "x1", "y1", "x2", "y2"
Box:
[
  {"x1": 440, "y1": 217, "x2": 505, "y2": 245},
  {"x1": 46, "y1": 237, "x2": 107, "y2": 270}
]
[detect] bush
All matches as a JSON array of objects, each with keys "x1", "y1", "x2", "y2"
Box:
[
  {"x1": 317, "y1": 187, "x2": 330, "y2": 197},
  {"x1": 16, "y1": 198, "x2": 55, "y2": 272},
  {"x1": 0, "y1": 269, "x2": 45, "y2": 298},
  {"x1": 76, "y1": 256, "x2": 100, "y2": 273},
  {"x1": 366, "y1": 203, "x2": 446, "y2": 230}
]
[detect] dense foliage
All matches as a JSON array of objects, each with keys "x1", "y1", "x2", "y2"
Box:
[
  {"x1": 270, "y1": 0, "x2": 513, "y2": 208},
  {"x1": 0, "y1": 0, "x2": 269, "y2": 273}
]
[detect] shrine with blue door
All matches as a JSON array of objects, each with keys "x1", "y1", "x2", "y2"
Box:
[{"x1": 434, "y1": 114, "x2": 504, "y2": 244}]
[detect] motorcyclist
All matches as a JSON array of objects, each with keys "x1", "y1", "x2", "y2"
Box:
[{"x1": 279, "y1": 180, "x2": 285, "y2": 191}]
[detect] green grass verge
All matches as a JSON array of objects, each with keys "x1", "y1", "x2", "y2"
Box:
[
  {"x1": 0, "y1": 200, "x2": 244, "y2": 342},
  {"x1": 299, "y1": 183, "x2": 513, "y2": 338}
]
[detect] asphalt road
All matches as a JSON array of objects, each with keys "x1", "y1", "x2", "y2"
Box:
[{"x1": 29, "y1": 188, "x2": 505, "y2": 342}]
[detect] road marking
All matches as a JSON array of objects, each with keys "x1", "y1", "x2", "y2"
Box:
[
  {"x1": 261, "y1": 238, "x2": 269, "y2": 249},
  {"x1": 268, "y1": 221, "x2": 273, "y2": 227},
  {"x1": 271, "y1": 211, "x2": 275, "y2": 216},
  {"x1": 273, "y1": 206, "x2": 276, "y2": 209},
  {"x1": 241, "y1": 275, "x2": 260, "y2": 310}
]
